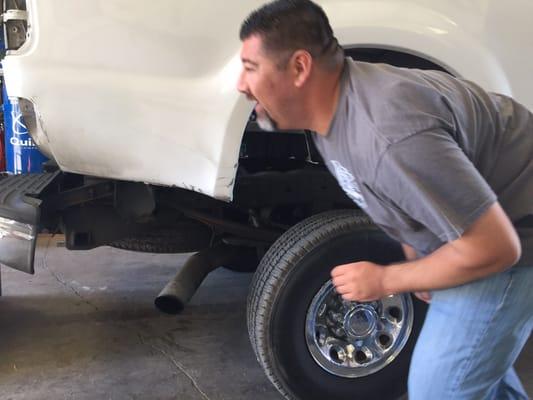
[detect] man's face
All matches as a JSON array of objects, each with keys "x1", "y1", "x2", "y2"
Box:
[{"x1": 237, "y1": 35, "x2": 297, "y2": 131}]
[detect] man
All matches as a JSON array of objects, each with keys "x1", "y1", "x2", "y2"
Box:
[{"x1": 237, "y1": 0, "x2": 533, "y2": 399}]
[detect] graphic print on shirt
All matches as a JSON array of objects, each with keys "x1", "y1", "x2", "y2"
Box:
[{"x1": 330, "y1": 160, "x2": 368, "y2": 209}]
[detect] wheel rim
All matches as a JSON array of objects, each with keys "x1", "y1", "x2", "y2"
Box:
[{"x1": 305, "y1": 280, "x2": 414, "y2": 378}]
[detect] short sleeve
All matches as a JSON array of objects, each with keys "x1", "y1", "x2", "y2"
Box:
[{"x1": 374, "y1": 130, "x2": 497, "y2": 242}]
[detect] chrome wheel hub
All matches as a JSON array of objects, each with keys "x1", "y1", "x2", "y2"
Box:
[
  {"x1": 305, "y1": 280, "x2": 414, "y2": 378},
  {"x1": 344, "y1": 306, "x2": 377, "y2": 338}
]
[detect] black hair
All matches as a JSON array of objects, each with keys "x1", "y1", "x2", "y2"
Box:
[{"x1": 240, "y1": 0, "x2": 343, "y2": 68}]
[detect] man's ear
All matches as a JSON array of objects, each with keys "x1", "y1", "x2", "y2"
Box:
[{"x1": 290, "y1": 50, "x2": 313, "y2": 88}]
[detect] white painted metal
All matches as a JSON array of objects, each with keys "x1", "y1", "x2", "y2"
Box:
[{"x1": 3, "y1": 0, "x2": 532, "y2": 200}]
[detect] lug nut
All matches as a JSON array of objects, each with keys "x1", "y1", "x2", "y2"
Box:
[{"x1": 329, "y1": 345, "x2": 347, "y2": 364}]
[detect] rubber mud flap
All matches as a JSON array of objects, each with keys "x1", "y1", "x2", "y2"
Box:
[{"x1": 0, "y1": 172, "x2": 60, "y2": 273}]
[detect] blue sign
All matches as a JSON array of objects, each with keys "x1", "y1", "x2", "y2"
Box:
[{"x1": 2, "y1": 84, "x2": 48, "y2": 173}]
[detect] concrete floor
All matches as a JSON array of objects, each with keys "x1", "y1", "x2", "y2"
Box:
[{"x1": 0, "y1": 235, "x2": 531, "y2": 400}]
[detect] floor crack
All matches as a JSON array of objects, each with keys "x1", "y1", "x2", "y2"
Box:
[
  {"x1": 138, "y1": 333, "x2": 210, "y2": 400},
  {"x1": 40, "y1": 236, "x2": 99, "y2": 312}
]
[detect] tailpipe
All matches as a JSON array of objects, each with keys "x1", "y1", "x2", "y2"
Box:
[{"x1": 155, "y1": 244, "x2": 257, "y2": 314}]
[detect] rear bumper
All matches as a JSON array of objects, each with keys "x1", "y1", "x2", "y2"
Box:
[{"x1": 0, "y1": 172, "x2": 60, "y2": 273}]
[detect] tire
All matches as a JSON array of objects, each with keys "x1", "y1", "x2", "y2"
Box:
[
  {"x1": 110, "y1": 223, "x2": 211, "y2": 254},
  {"x1": 247, "y1": 210, "x2": 427, "y2": 400}
]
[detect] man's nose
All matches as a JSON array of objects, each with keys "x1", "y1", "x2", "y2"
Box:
[{"x1": 237, "y1": 69, "x2": 248, "y2": 94}]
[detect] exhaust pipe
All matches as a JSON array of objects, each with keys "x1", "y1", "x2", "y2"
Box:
[{"x1": 155, "y1": 244, "x2": 257, "y2": 314}]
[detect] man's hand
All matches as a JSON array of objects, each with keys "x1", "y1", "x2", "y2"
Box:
[{"x1": 331, "y1": 261, "x2": 388, "y2": 302}]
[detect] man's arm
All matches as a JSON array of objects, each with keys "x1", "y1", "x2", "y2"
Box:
[
  {"x1": 332, "y1": 202, "x2": 521, "y2": 302},
  {"x1": 401, "y1": 244, "x2": 433, "y2": 302},
  {"x1": 385, "y1": 202, "x2": 521, "y2": 294}
]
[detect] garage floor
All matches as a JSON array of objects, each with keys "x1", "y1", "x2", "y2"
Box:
[{"x1": 0, "y1": 235, "x2": 531, "y2": 400}]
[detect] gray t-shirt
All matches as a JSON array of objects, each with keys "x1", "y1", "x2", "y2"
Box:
[{"x1": 313, "y1": 58, "x2": 533, "y2": 267}]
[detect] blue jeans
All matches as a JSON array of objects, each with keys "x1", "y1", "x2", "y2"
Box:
[{"x1": 408, "y1": 266, "x2": 533, "y2": 399}]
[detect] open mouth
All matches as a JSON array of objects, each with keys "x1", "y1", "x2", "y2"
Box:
[{"x1": 254, "y1": 103, "x2": 277, "y2": 132}]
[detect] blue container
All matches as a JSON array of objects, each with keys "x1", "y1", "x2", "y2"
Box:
[{"x1": 2, "y1": 84, "x2": 48, "y2": 174}]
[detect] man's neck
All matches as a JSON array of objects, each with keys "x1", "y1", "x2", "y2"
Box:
[{"x1": 309, "y1": 63, "x2": 344, "y2": 136}]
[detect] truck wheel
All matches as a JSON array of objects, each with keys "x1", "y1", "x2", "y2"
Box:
[{"x1": 247, "y1": 210, "x2": 427, "y2": 400}]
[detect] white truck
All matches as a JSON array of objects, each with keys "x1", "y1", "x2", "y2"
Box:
[{"x1": 1, "y1": 1, "x2": 532, "y2": 399}]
